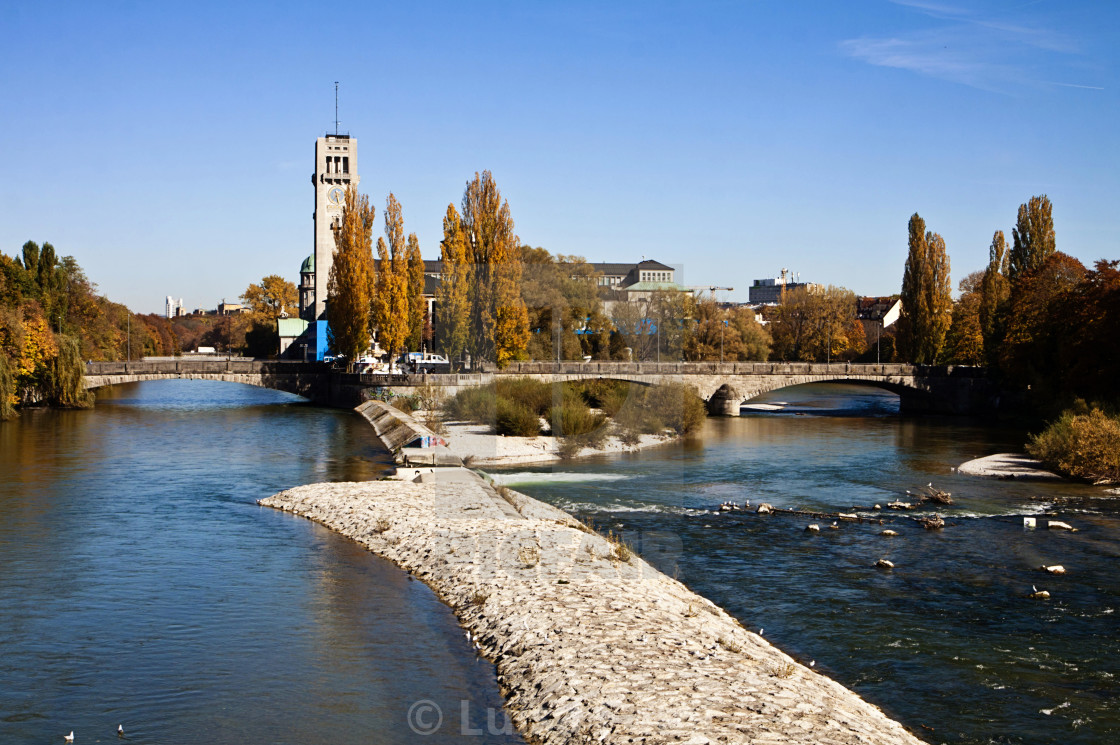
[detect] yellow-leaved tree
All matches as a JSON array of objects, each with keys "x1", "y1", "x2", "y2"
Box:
[
  {"x1": 327, "y1": 186, "x2": 377, "y2": 364},
  {"x1": 373, "y1": 194, "x2": 411, "y2": 363},
  {"x1": 460, "y1": 171, "x2": 528, "y2": 366},
  {"x1": 435, "y1": 204, "x2": 470, "y2": 367},
  {"x1": 405, "y1": 232, "x2": 425, "y2": 352}
]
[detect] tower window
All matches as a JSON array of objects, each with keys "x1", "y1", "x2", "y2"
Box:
[{"x1": 342, "y1": 156, "x2": 349, "y2": 174}]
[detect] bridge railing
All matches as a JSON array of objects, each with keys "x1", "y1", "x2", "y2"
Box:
[
  {"x1": 492, "y1": 361, "x2": 985, "y2": 378},
  {"x1": 84, "y1": 359, "x2": 332, "y2": 376}
]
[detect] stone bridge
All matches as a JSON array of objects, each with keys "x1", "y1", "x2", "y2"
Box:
[{"x1": 85, "y1": 359, "x2": 993, "y2": 415}]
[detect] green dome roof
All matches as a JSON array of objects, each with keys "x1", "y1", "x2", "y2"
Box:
[{"x1": 300, "y1": 255, "x2": 314, "y2": 274}]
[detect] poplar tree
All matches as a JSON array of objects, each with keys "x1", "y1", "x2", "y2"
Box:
[
  {"x1": 460, "y1": 171, "x2": 529, "y2": 365},
  {"x1": 898, "y1": 213, "x2": 952, "y2": 364},
  {"x1": 979, "y1": 230, "x2": 1010, "y2": 359},
  {"x1": 373, "y1": 193, "x2": 410, "y2": 363},
  {"x1": 326, "y1": 186, "x2": 376, "y2": 364},
  {"x1": 1009, "y1": 195, "x2": 1055, "y2": 282},
  {"x1": 405, "y1": 233, "x2": 425, "y2": 351},
  {"x1": 435, "y1": 204, "x2": 470, "y2": 366}
]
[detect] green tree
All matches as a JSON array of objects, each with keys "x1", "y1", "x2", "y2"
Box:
[
  {"x1": 405, "y1": 233, "x2": 425, "y2": 352},
  {"x1": 373, "y1": 193, "x2": 410, "y2": 363},
  {"x1": 1009, "y1": 195, "x2": 1056, "y2": 282},
  {"x1": 326, "y1": 186, "x2": 377, "y2": 364},
  {"x1": 435, "y1": 204, "x2": 471, "y2": 367},
  {"x1": 460, "y1": 171, "x2": 528, "y2": 366},
  {"x1": 897, "y1": 214, "x2": 952, "y2": 363}
]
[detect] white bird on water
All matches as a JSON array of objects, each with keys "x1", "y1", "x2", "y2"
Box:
[
  {"x1": 118, "y1": 723, "x2": 125, "y2": 737},
  {"x1": 64, "y1": 733, "x2": 74, "y2": 743}
]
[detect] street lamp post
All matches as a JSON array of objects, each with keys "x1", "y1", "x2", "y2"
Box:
[{"x1": 708, "y1": 286, "x2": 734, "y2": 365}]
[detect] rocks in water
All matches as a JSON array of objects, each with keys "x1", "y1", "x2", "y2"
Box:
[
  {"x1": 918, "y1": 514, "x2": 945, "y2": 531},
  {"x1": 756, "y1": 503, "x2": 773, "y2": 514},
  {"x1": 718, "y1": 501, "x2": 749, "y2": 513},
  {"x1": 876, "y1": 558, "x2": 895, "y2": 569},
  {"x1": 806, "y1": 524, "x2": 820, "y2": 532},
  {"x1": 880, "y1": 529, "x2": 899, "y2": 537},
  {"x1": 887, "y1": 501, "x2": 914, "y2": 510},
  {"x1": 828, "y1": 521, "x2": 841, "y2": 530},
  {"x1": 1029, "y1": 587, "x2": 1051, "y2": 600},
  {"x1": 1039, "y1": 565, "x2": 1066, "y2": 575},
  {"x1": 1047, "y1": 521, "x2": 1077, "y2": 532}
]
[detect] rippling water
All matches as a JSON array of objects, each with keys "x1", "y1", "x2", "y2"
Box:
[
  {"x1": 495, "y1": 384, "x2": 1120, "y2": 745},
  {"x1": 0, "y1": 381, "x2": 522, "y2": 745}
]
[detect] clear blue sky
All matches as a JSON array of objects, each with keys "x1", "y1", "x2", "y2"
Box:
[{"x1": 2, "y1": 0, "x2": 1116, "y2": 313}]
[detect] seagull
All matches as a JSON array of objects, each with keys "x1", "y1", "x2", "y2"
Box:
[
  {"x1": 759, "y1": 628, "x2": 764, "y2": 636},
  {"x1": 64, "y1": 733, "x2": 74, "y2": 743},
  {"x1": 465, "y1": 630, "x2": 472, "y2": 644},
  {"x1": 809, "y1": 660, "x2": 816, "y2": 667},
  {"x1": 118, "y1": 724, "x2": 125, "y2": 737}
]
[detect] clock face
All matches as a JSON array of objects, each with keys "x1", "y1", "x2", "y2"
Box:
[{"x1": 327, "y1": 186, "x2": 345, "y2": 205}]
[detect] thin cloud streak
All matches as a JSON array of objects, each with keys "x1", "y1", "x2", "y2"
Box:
[{"x1": 844, "y1": 2, "x2": 1084, "y2": 91}]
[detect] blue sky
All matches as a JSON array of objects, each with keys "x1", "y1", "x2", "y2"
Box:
[{"x1": 2, "y1": 0, "x2": 1115, "y2": 313}]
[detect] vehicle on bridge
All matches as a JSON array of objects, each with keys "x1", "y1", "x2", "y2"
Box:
[{"x1": 397, "y1": 352, "x2": 450, "y2": 373}]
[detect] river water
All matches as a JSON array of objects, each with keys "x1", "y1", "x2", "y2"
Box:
[
  {"x1": 494, "y1": 384, "x2": 1120, "y2": 745},
  {"x1": 0, "y1": 381, "x2": 522, "y2": 745}
]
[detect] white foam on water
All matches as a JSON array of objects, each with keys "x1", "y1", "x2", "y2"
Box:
[
  {"x1": 492, "y1": 471, "x2": 630, "y2": 485},
  {"x1": 558, "y1": 501, "x2": 708, "y2": 517}
]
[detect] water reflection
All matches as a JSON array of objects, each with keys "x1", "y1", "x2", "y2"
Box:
[{"x1": 0, "y1": 380, "x2": 522, "y2": 745}]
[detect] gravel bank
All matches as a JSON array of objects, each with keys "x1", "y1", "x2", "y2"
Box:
[
  {"x1": 260, "y1": 469, "x2": 927, "y2": 744},
  {"x1": 957, "y1": 453, "x2": 1062, "y2": 480}
]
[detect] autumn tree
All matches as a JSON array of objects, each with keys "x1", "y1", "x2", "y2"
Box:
[
  {"x1": 684, "y1": 295, "x2": 771, "y2": 362},
  {"x1": 945, "y1": 271, "x2": 985, "y2": 365},
  {"x1": 460, "y1": 171, "x2": 529, "y2": 366},
  {"x1": 405, "y1": 233, "x2": 425, "y2": 352},
  {"x1": 327, "y1": 186, "x2": 377, "y2": 364},
  {"x1": 767, "y1": 286, "x2": 858, "y2": 362},
  {"x1": 435, "y1": 204, "x2": 471, "y2": 367},
  {"x1": 897, "y1": 214, "x2": 952, "y2": 363},
  {"x1": 372, "y1": 193, "x2": 410, "y2": 363},
  {"x1": 243, "y1": 275, "x2": 297, "y2": 318},
  {"x1": 1000, "y1": 252, "x2": 1087, "y2": 401},
  {"x1": 1009, "y1": 195, "x2": 1056, "y2": 282},
  {"x1": 519, "y1": 246, "x2": 609, "y2": 361},
  {"x1": 979, "y1": 230, "x2": 1010, "y2": 362}
]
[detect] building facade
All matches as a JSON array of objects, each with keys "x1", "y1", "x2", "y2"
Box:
[{"x1": 309, "y1": 134, "x2": 359, "y2": 320}]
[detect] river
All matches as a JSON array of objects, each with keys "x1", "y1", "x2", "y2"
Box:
[
  {"x1": 0, "y1": 381, "x2": 522, "y2": 745},
  {"x1": 494, "y1": 384, "x2": 1120, "y2": 745}
]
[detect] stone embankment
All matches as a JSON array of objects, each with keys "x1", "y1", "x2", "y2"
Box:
[{"x1": 261, "y1": 470, "x2": 927, "y2": 744}]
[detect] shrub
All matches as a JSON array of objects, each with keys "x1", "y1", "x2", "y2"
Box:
[
  {"x1": 495, "y1": 397, "x2": 541, "y2": 436},
  {"x1": 1028, "y1": 406, "x2": 1120, "y2": 483},
  {"x1": 572, "y1": 379, "x2": 632, "y2": 415},
  {"x1": 444, "y1": 386, "x2": 496, "y2": 423},
  {"x1": 643, "y1": 382, "x2": 707, "y2": 435},
  {"x1": 495, "y1": 377, "x2": 554, "y2": 416},
  {"x1": 548, "y1": 400, "x2": 606, "y2": 438}
]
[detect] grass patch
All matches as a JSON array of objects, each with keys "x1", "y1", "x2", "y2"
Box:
[
  {"x1": 717, "y1": 637, "x2": 742, "y2": 653},
  {"x1": 767, "y1": 661, "x2": 797, "y2": 679}
]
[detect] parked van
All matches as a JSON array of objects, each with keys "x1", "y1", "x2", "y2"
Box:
[{"x1": 396, "y1": 351, "x2": 450, "y2": 373}]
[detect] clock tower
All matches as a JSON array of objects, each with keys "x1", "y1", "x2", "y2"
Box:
[{"x1": 311, "y1": 134, "x2": 359, "y2": 320}]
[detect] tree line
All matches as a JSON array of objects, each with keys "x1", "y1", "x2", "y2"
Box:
[{"x1": 899, "y1": 194, "x2": 1117, "y2": 414}]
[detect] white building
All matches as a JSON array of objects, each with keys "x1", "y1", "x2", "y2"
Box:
[{"x1": 165, "y1": 296, "x2": 184, "y2": 318}]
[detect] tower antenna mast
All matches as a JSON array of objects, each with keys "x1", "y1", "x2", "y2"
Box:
[{"x1": 334, "y1": 81, "x2": 339, "y2": 135}]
